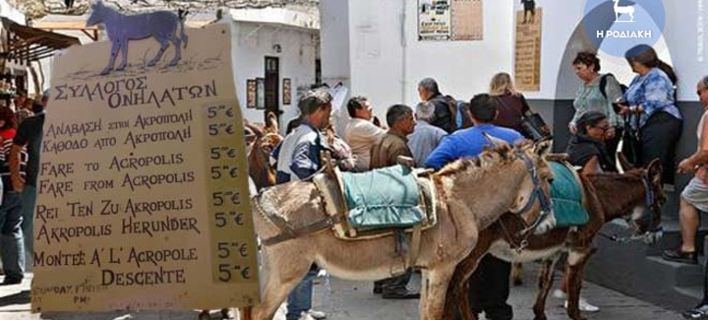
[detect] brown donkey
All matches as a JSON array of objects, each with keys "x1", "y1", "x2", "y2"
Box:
[
  {"x1": 246, "y1": 113, "x2": 283, "y2": 191},
  {"x1": 444, "y1": 158, "x2": 665, "y2": 320},
  {"x1": 247, "y1": 141, "x2": 555, "y2": 320}
]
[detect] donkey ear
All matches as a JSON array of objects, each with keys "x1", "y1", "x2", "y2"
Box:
[
  {"x1": 532, "y1": 139, "x2": 552, "y2": 157},
  {"x1": 265, "y1": 112, "x2": 279, "y2": 134},
  {"x1": 647, "y1": 158, "x2": 663, "y2": 184},
  {"x1": 483, "y1": 132, "x2": 509, "y2": 149}
]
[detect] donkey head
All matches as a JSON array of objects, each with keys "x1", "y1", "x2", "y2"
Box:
[
  {"x1": 86, "y1": 1, "x2": 107, "y2": 27},
  {"x1": 631, "y1": 158, "x2": 665, "y2": 237},
  {"x1": 480, "y1": 137, "x2": 555, "y2": 232}
]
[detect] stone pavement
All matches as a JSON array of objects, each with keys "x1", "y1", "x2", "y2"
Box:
[{"x1": 0, "y1": 263, "x2": 685, "y2": 320}]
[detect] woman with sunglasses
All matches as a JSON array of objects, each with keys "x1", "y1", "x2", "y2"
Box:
[{"x1": 567, "y1": 111, "x2": 617, "y2": 175}]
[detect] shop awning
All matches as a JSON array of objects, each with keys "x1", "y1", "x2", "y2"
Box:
[{"x1": 1, "y1": 17, "x2": 80, "y2": 65}]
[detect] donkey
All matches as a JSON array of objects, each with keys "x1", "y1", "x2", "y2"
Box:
[
  {"x1": 612, "y1": 0, "x2": 635, "y2": 22},
  {"x1": 247, "y1": 141, "x2": 555, "y2": 320},
  {"x1": 245, "y1": 113, "x2": 283, "y2": 191},
  {"x1": 443, "y1": 158, "x2": 665, "y2": 320},
  {"x1": 86, "y1": 1, "x2": 188, "y2": 75}
]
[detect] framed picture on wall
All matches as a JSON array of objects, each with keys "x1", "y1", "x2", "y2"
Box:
[
  {"x1": 246, "y1": 79, "x2": 256, "y2": 109},
  {"x1": 283, "y1": 78, "x2": 292, "y2": 105},
  {"x1": 256, "y1": 78, "x2": 265, "y2": 110}
]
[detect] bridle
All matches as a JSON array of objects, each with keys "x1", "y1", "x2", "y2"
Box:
[
  {"x1": 508, "y1": 150, "x2": 553, "y2": 236},
  {"x1": 640, "y1": 172, "x2": 663, "y2": 233},
  {"x1": 598, "y1": 170, "x2": 664, "y2": 243}
]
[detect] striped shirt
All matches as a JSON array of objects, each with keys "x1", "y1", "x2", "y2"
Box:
[{"x1": 0, "y1": 136, "x2": 27, "y2": 192}]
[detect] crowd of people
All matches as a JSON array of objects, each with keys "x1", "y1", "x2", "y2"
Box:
[
  {"x1": 0, "y1": 89, "x2": 46, "y2": 286},
  {"x1": 266, "y1": 42, "x2": 708, "y2": 320}
]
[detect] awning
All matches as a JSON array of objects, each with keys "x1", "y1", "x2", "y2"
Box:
[{"x1": 1, "y1": 17, "x2": 80, "y2": 65}]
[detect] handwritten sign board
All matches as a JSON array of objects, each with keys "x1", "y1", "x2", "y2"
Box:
[
  {"x1": 514, "y1": 8, "x2": 542, "y2": 91},
  {"x1": 31, "y1": 23, "x2": 260, "y2": 312},
  {"x1": 418, "y1": 0, "x2": 483, "y2": 41}
]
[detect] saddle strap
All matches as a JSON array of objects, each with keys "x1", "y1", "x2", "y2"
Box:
[
  {"x1": 407, "y1": 224, "x2": 423, "y2": 267},
  {"x1": 261, "y1": 209, "x2": 344, "y2": 246}
]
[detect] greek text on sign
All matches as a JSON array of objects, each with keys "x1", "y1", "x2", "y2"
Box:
[{"x1": 31, "y1": 18, "x2": 260, "y2": 312}]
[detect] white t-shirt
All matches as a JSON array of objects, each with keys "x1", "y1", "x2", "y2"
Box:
[{"x1": 344, "y1": 118, "x2": 386, "y2": 171}]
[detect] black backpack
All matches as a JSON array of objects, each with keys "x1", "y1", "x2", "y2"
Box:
[{"x1": 599, "y1": 73, "x2": 628, "y2": 100}]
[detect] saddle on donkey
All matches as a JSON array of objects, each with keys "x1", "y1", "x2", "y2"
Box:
[
  {"x1": 312, "y1": 152, "x2": 438, "y2": 241},
  {"x1": 547, "y1": 161, "x2": 589, "y2": 227}
]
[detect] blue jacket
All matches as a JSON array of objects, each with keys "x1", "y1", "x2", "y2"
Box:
[
  {"x1": 424, "y1": 124, "x2": 524, "y2": 170},
  {"x1": 271, "y1": 122, "x2": 328, "y2": 184}
]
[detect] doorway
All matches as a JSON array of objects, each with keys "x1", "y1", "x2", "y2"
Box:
[{"x1": 264, "y1": 56, "x2": 280, "y2": 124}]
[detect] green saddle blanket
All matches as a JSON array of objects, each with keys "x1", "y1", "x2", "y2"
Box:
[
  {"x1": 549, "y1": 161, "x2": 589, "y2": 227},
  {"x1": 341, "y1": 165, "x2": 424, "y2": 229}
]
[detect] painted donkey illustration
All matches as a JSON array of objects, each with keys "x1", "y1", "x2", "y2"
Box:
[{"x1": 86, "y1": 1, "x2": 189, "y2": 75}]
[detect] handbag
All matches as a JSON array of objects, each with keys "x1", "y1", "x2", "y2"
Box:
[
  {"x1": 520, "y1": 112, "x2": 552, "y2": 141},
  {"x1": 619, "y1": 114, "x2": 642, "y2": 166}
]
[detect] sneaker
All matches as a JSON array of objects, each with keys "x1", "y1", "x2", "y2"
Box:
[
  {"x1": 563, "y1": 297, "x2": 600, "y2": 312},
  {"x1": 307, "y1": 310, "x2": 327, "y2": 320},
  {"x1": 662, "y1": 249, "x2": 698, "y2": 264},
  {"x1": 684, "y1": 304, "x2": 708, "y2": 319},
  {"x1": 552, "y1": 289, "x2": 567, "y2": 300}
]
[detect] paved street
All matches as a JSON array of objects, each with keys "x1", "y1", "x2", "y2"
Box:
[{"x1": 0, "y1": 263, "x2": 685, "y2": 320}]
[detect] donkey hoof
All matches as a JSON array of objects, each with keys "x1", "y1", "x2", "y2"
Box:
[
  {"x1": 100, "y1": 68, "x2": 113, "y2": 75},
  {"x1": 168, "y1": 60, "x2": 180, "y2": 67},
  {"x1": 147, "y1": 61, "x2": 158, "y2": 67},
  {"x1": 513, "y1": 278, "x2": 523, "y2": 286}
]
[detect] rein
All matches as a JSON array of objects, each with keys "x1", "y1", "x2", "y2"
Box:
[
  {"x1": 598, "y1": 172, "x2": 663, "y2": 243},
  {"x1": 509, "y1": 150, "x2": 553, "y2": 236}
]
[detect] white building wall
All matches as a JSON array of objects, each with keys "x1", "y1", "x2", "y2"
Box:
[
  {"x1": 323, "y1": 0, "x2": 514, "y2": 121},
  {"x1": 515, "y1": 1, "x2": 708, "y2": 102},
  {"x1": 229, "y1": 20, "x2": 317, "y2": 127},
  {"x1": 323, "y1": 0, "x2": 708, "y2": 118}
]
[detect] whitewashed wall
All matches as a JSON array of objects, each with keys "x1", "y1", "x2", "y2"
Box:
[
  {"x1": 322, "y1": 0, "x2": 515, "y2": 121},
  {"x1": 228, "y1": 20, "x2": 317, "y2": 127}
]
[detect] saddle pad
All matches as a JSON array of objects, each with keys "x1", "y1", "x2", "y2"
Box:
[
  {"x1": 549, "y1": 161, "x2": 589, "y2": 227},
  {"x1": 341, "y1": 165, "x2": 424, "y2": 229}
]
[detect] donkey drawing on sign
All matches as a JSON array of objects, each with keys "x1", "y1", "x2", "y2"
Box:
[
  {"x1": 86, "y1": 1, "x2": 188, "y2": 75},
  {"x1": 612, "y1": 0, "x2": 635, "y2": 22}
]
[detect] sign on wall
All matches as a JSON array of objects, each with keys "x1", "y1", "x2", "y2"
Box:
[
  {"x1": 514, "y1": 8, "x2": 543, "y2": 91},
  {"x1": 282, "y1": 78, "x2": 291, "y2": 105},
  {"x1": 31, "y1": 23, "x2": 260, "y2": 312},
  {"x1": 247, "y1": 79, "x2": 257, "y2": 109},
  {"x1": 418, "y1": 0, "x2": 483, "y2": 41}
]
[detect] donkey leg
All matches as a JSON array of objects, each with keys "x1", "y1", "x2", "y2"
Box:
[
  {"x1": 117, "y1": 39, "x2": 130, "y2": 71},
  {"x1": 420, "y1": 265, "x2": 456, "y2": 320},
  {"x1": 512, "y1": 262, "x2": 523, "y2": 286},
  {"x1": 168, "y1": 34, "x2": 182, "y2": 66},
  {"x1": 565, "y1": 248, "x2": 596, "y2": 320},
  {"x1": 101, "y1": 39, "x2": 121, "y2": 75},
  {"x1": 148, "y1": 37, "x2": 170, "y2": 67},
  {"x1": 251, "y1": 247, "x2": 313, "y2": 320},
  {"x1": 532, "y1": 257, "x2": 560, "y2": 320}
]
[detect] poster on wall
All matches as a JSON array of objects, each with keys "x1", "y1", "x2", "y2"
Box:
[
  {"x1": 418, "y1": 0, "x2": 483, "y2": 41},
  {"x1": 282, "y1": 78, "x2": 291, "y2": 105},
  {"x1": 256, "y1": 78, "x2": 265, "y2": 110},
  {"x1": 514, "y1": 8, "x2": 542, "y2": 91},
  {"x1": 31, "y1": 23, "x2": 260, "y2": 312},
  {"x1": 247, "y1": 79, "x2": 256, "y2": 109}
]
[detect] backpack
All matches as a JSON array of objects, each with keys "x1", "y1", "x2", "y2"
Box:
[{"x1": 599, "y1": 73, "x2": 628, "y2": 100}]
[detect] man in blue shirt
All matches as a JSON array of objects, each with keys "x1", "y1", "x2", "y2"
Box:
[
  {"x1": 425, "y1": 94, "x2": 524, "y2": 320},
  {"x1": 271, "y1": 89, "x2": 331, "y2": 320},
  {"x1": 424, "y1": 94, "x2": 523, "y2": 170}
]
